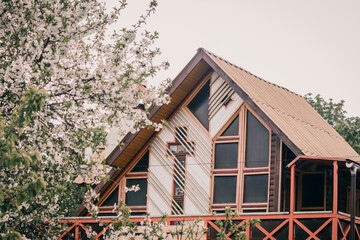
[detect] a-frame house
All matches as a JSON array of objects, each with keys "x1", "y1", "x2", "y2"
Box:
[{"x1": 60, "y1": 48, "x2": 360, "y2": 239}]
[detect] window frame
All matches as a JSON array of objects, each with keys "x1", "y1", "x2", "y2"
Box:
[
  {"x1": 297, "y1": 171, "x2": 326, "y2": 211},
  {"x1": 97, "y1": 148, "x2": 150, "y2": 215},
  {"x1": 183, "y1": 72, "x2": 213, "y2": 136},
  {"x1": 241, "y1": 107, "x2": 271, "y2": 212},
  {"x1": 211, "y1": 108, "x2": 242, "y2": 211}
]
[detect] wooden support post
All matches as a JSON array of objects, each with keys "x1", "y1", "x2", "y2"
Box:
[
  {"x1": 75, "y1": 225, "x2": 80, "y2": 240},
  {"x1": 247, "y1": 224, "x2": 251, "y2": 240},
  {"x1": 289, "y1": 164, "x2": 295, "y2": 240},
  {"x1": 332, "y1": 161, "x2": 338, "y2": 240},
  {"x1": 350, "y1": 167, "x2": 357, "y2": 240}
]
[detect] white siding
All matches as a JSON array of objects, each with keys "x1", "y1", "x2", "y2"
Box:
[
  {"x1": 148, "y1": 108, "x2": 212, "y2": 215},
  {"x1": 210, "y1": 72, "x2": 243, "y2": 138}
]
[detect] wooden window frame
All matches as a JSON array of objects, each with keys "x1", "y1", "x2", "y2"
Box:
[
  {"x1": 240, "y1": 106, "x2": 271, "y2": 212},
  {"x1": 183, "y1": 72, "x2": 212, "y2": 136},
  {"x1": 97, "y1": 148, "x2": 150, "y2": 214},
  {"x1": 297, "y1": 171, "x2": 326, "y2": 211},
  {"x1": 211, "y1": 107, "x2": 243, "y2": 211}
]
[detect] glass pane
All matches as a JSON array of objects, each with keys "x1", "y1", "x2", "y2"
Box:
[
  {"x1": 245, "y1": 111, "x2": 269, "y2": 168},
  {"x1": 187, "y1": 81, "x2": 210, "y2": 130},
  {"x1": 214, "y1": 143, "x2": 238, "y2": 169},
  {"x1": 125, "y1": 179, "x2": 147, "y2": 206},
  {"x1": 101, "y1": 186, "x2": 119, "y2": 206},
  {"x1": 221, "y1": 115, "x2": 239, "y2": 136},
  {"x1": 213, "y1": 176, "x2": 237, "y2": 203},
  {"x1": 131, "y1": 151, "x2": 149, "y2": 172},
  {"x1": 243, "y1": 174, "x2": 268, "y2": 203},
  {"x1": 302, "y1": 173, "x2": 324, "y2": 208}
]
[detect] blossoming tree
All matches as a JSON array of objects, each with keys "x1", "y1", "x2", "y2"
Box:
[{"x1": 0, "y1": 0, "x2": 170, "y2": 238}]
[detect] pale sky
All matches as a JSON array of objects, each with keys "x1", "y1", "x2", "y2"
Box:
[{"x1": 110, "y1": 0, "x2": 360, "y2": 117}]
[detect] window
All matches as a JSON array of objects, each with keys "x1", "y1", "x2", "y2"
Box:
[
  {"x1": 212, "y1": 114, "x2": 240, "y2": 210},
  {"x1": 124, "y1": 150, "x2": 149, "y2": 215},
  {"x1": 187, "y1": 80, "x2": 210, "y2": 130},
  {"x1": 125, "y1": 178, "x2": 148, "y2": 206},
  {"x1": 245, "y1": 111, "x2": 269, "y2": 168},
  {"x1": 214, "y1": 143, "x2": 238, "y2": 169},
  {"x1": 299, "y1": 172, "x2": 326, "y2": 210},
  {"x1": 101, "y1": 187, "x2": 119, "y2": 206},
  {"x1": 211, "y1": 106, "x2": 271, "y2": 212},
  {"x1": 213, "y1": 176, "x2": 237, "y2": 204},
  {"x1": 243, "y1": 174, "x2": 268, "y2": 203},
  {"x1": 221, "y1": 115, "x2": 239, "y2": 136}
]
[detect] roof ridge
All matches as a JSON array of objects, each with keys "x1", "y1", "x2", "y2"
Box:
[{"x1": 198, "y1": 48, "x2": 302, "y2": 97}]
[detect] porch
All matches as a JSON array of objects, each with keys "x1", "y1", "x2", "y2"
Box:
[{"x1": 59, "y1": 156, "x2": 360, "y2": 239}]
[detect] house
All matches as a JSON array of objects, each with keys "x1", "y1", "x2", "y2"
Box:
[{"x1": 59, "y1": 48, "x2": 360, "y2": 239}]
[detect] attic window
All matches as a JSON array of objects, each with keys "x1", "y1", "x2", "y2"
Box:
[
  {"x1": 222, "y1": 95, "x2": 233, "y2": 107},
  {"x1": 187, "y1": 80, "x2": 210, "y2": 130}
]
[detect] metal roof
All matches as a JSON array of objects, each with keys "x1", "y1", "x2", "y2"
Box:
[{"x1": 202, "y1": 49, "x2": 360, "y2": 161}]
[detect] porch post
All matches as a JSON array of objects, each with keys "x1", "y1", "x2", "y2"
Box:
[
  {"x1": 350, "y1": 167, "x2": 357, "y2": 240},
  {"x1": 346, "y1": 161, "x2": 358, "y2": 240},
  {"x1": 75, "y1": 225, "x2": 80, "y2": 240},
  {"x1": 332, "y1": 161, "x2": 338, "y2": 239},
  {"x1": 289, "y1": 164, "x2": 295, "y2": 240}
]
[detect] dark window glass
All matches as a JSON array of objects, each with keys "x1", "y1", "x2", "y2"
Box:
[
  {"x1": 101, "y1": 187, "x2": 119, "y2": 206},
  {"x1": 245, "y1": 111, "x2": 269, "y2": 168},
  {"x1": 213, "y1": 176, "x2": 237, "y2": 203},
  {"x1": 302, "y1": 173, "x2": 324, "y2": 208},
  {"x1": 187, "y1": 81, "x2": 210, "y2": 130},
  {"x1": 214, "y1": 143, "x2": 238, "y2": 169},
  {"x1": 125, "y1": 179, "x2": 148, "y2": 206},
  {"x1": 242, "y1": 209, "x2": 266, "y2": 213},
  {"x1": 131, "y1": 151, "x2": 149, "y2": 172},
  {"x1": 221, "y1": 115, "x2": 239, "y2": 136},
  {"x1": 243, "y1": 174, "x2": 268, "y2": 203}
]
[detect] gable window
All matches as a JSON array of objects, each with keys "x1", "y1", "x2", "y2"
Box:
[
  {"x1": 98, "y1": 150, "x2": 150, "y2": 216},
  {"x1": 187, "y1": 80, "x2": 210, "y2": 130},
  {"x1": 212, "y1": 113, "x2": 240, "y2": 211},
  {"x1": 211, "y1": 105, "x2": 271, "y2": 212},
  {"x1": 242, "y1": 110, "x2": 270, "y2": 211},
  {"x1": 245, "y1": 111, "x2": 269, "y2": 168},
  {"x1": 124, "y1": 150, "x2": 149, "y2": 214}
]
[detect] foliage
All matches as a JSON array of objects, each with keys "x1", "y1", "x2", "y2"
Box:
[
  {"x1": 74, "y1": 203, "x2": 256, "y2": 239},
  {"x1": 304, "y1": 93, "x2": 360, "y2": 154},
  {"x1": 213, "y1": 207, "x2": 260, "y2": 240},
  {"x1": 0, "y1": 0, "x2": 170, "y2": 238}
]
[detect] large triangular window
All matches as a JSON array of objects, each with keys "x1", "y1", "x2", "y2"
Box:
[{"x1": 187, "y1": 81, "x2": 210, "y2": 130}]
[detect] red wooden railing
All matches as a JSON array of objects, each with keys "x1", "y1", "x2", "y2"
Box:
[{"x1": 58, "y1": 211, "x2": 360, "y2": 240}]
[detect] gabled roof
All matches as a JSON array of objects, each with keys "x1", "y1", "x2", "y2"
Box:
[
  {"x1": 108, "y1": 48, "x2": 359, "y2": 167},
  {"x1": 203, "y1": 49, "x2": 359, "y2": 161},
  {"x1": 74, "y1": 48, "x2": 359, "y2": 216}
]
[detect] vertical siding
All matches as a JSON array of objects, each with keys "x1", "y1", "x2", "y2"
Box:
[
  {"x1": 269, "y1": 134, "x2": 281, "y2": 212},
  {"x1": 209, "y1": 72, "x2": 243, "y2": 138}
]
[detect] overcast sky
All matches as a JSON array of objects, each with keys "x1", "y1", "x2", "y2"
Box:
[{"x1": 110, "y1": 0, "x2": 360, "y2": 117}]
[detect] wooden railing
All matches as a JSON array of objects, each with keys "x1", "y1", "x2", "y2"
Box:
[{"x1": 58, "y1": 211, "x2": 360, "y2": 239}]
